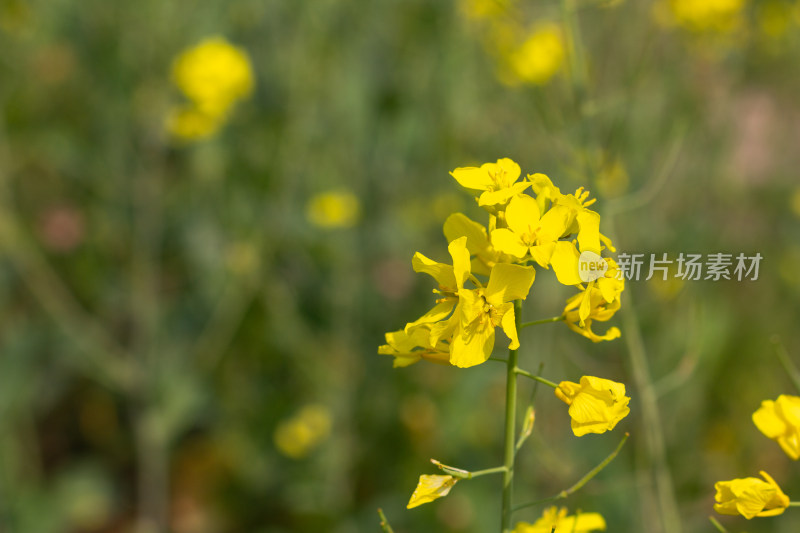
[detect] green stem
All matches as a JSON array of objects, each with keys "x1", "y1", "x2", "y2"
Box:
[
  {"x1": 377, "y1": 508, "x2": 395, "y2": 533},
  {"x1": 519, "y1": 316, "x2": 564, "y2": 329},
  {"x1": 514, "y1": 368, "x2": 558, "y2": 388},
  {"x1": 708, "y1": 516, "x2": 728, "y2": 532},
  {"x1": 501, "y1": 299, "x2": 523, "y2": 532},
  {"x1": 788, "y1": 501, "x2": 800, "y2": 507},
  {"x1": 513, "y1": 432, "x2": 629, "y2": 511},
  {"x1": 431, "y1": 459, "x2": 506, "y2": 480}
]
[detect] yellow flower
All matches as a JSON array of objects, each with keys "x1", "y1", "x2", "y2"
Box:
[
  {"x1": 407, "y1": 475, "x2": 457, "y2": 509},
  {"x1": 306, "y1": 191, "x2": 361, "y2": 228},
  {"x1": 563, "y1": 258, "x2": 624, "y2": 342},
  {"x1": 555, "y1": 376, "x2": 630, "y2": 436},
  {"x1": 513, "y1": 506, "x2": 606, "y2": 532},
  {"x1": 171, "y1": 36, "x2": 254, "y2": 117},
  {"x1": 490, "y1": 193, "x2": 571, "y2": 269},
  {"x1": 450, "y1": 158, "x2": 530, "y2": 209},
  {"x1": 714, "y1": 471, "x2": 790, "y2": 519},
  {"x1": 404, "y1": 237, "x2": 471, "y2": 333},
  {"x1": 378, "y1": 325, "x2": 450, "y2": 368},
  {"x1": 666, "y1": 0, "x2": 745, "y2": 33},
  {"x1": 274, "y1": 405, "x2": 332, "y2": 459},
  {"x1": 506, "y1": 24, "x2": 565, "y2": 85},
  {"x1": 449, "y1": 262, "x2": 535, "y2": 367},
  {"x1": 753, "y1": 395, "x2": 800, "y2": 460},
  {"x1": 444, "y1": 212, "x2": 505, "y2": 276}
]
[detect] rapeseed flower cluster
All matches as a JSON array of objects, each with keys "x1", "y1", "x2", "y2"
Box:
[
  {"x1": 380, "y1": 157, "x2": 624, "y2": 370},
  {"x1": 381, "y1": 158, "x2": 630, "y2": 521},
  {"x1": 167, "y1": 37, "x2": 254, "y2": 141}
]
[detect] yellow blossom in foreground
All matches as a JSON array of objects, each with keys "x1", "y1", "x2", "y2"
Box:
[
  {"x1": 444, "y1": 212, "x2": 504, "y2": 276},
  {"x1": 306, "y1": 191, "x2": 361, "y2": 228},
  {"x1": 274, "y1": 404, "x2": 332, "y2": 459},
  {"x1": 490, "y1": 193, "x2": 571, "y2": 269},
  {"x1": 506, "y1": 24, "x2": 565, "y2": 85},
  {"x1": 714, "y1": 471, "x2": 790, "y2": 519},
  {"x1": 407, "y1": 475, "x2": 457, "y2": 509},
  {"x1": 562, "y1": 259, "x2": 624, "y2": 342},
  {"x1": 450, "y1": 158, "x2": 530, "y2": 209},
  {"x1": 753, "y1": 395, "x2": 800, "y2": 460},
  {"x1": 449, "y1": 262, "x2": 535, "y2": 367},
  {"x1": 555, "y1": 376, "x2": 630, "y2": 436},
  {"x1": 378, "y1": 325, "x2": 450, "y2": 368},
  {"x1": 171, "y1": 36, "x2": 254, "y2": 116},
  {"x1": 513, "y1": 506, "x2": 606, "y2": 532}
]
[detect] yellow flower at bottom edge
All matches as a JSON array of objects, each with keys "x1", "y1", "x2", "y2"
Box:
[
  {"x1": 514, "y1": 506, "x2": 606, "y2": 532},
  {"x1": 753, "y1": 394, "x2": 800, "y2": 460},
  {"x1": 555, "y1": 376, "x2": 630, "y2": 436},
  {"x1": 407, "y1": 475, "x2": 457, "y2": 509},
  {"x1": 714, "y1": 471, "x2": 790, "y2": 519}
]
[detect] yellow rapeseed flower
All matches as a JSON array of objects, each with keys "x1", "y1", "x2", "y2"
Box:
[
  {"x1": 506, "y1": 24, "x2": 565, "y2": 85},
  {"x1": 443, "y1": 212, "x2": 505, "y2": 276},
  {"x1": 753, "y1": 394, "x2": 800, "y2": 460},
  {"x1": 407, "y1": 475, "x2": 457, "y2": 509},
  {"x1": 490, "y1": 193, "x2": 571, "y2": 269},
  {"x1": 450, "y1": 158, "x2": 530, "y2": 210},
  {"x1": 378, "y1": 325, "x2": 451, "y2": 368},
  {"x1": 306, "y1": 191, "x2": 361, "y2": 228},
  {"x1": 714, "y1": 471, "x2": 790, "y2": 519},
  {"x1": 562, "y1": 258, "x2": 624, "y2": 342},
  {"x1": 513, "y1": 506, "x2": 606, "y2": 532},
  {"x1": 555, "y1": 376, "x2": 630, "y2": 436},
  {"x1": 274, "y1": 404, "x2": 332, "y2": 459}
]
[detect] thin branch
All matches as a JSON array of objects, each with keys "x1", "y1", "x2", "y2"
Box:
[{"x1": 513, "y1": 432, "x2": 629, "y2": 511}]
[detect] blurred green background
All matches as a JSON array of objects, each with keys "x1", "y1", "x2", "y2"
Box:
[{"x1": 2, "y1": 0, "x2": 800, "y2": 532}]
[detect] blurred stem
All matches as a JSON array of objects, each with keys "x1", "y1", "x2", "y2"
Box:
[
  {"x1": 616, "y1": 266, "x2": 681, "y2": 533},
  {"x1": 770, "y1": 336, "x2": 800, "y2": 394},
  {"x1": 0, "y1": 126, "x2": 133, "y2": 391},
  {"x1": 131, "y1": 144, "x2": 168, "y2": 533},
  {"x1": 513, "y1": 432, "x2": 629, "y2": 511},
  {"x1": 501, "y1": 300, "x2": 523, "y2": 532}
]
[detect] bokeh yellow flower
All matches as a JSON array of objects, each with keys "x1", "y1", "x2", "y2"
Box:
[
  {"x1": 171, "y1": 36, "x2": 254, "y2": 116},
  {"x1": 407, "y1": 475, "x2": 458, "y2": 509},
  {"x1": 306, "y1": 191, "x2": 361, "y2": 228},
  {"x1": 665, "y1": 0, "x2": 745, "y2": 33},
  {"x1": 506, "y1": 24, "x2": 565, "y2": 85},
  {"x1": 555, "y1": 376, "x2": 630, "y2": 436},
  {"x1": 167, "y1": 36, "x2": 254, "y2": 141},
  {"x1": 753, "y1": 394, "x2": 800, "y2": 460},
  {"x1": 273, "y1": 404, "x2": 332, "y2": 459},
  {"x1": 714, "y1": 471, "x2": 790, "y2": 519},
  {"x1": 513, "y1": 506, "x2": 606, "y2": 532}
]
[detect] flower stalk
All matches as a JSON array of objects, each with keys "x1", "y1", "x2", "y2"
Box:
[{"x1": 501, "y1": 299, "x2": 523, "y2": 532}]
